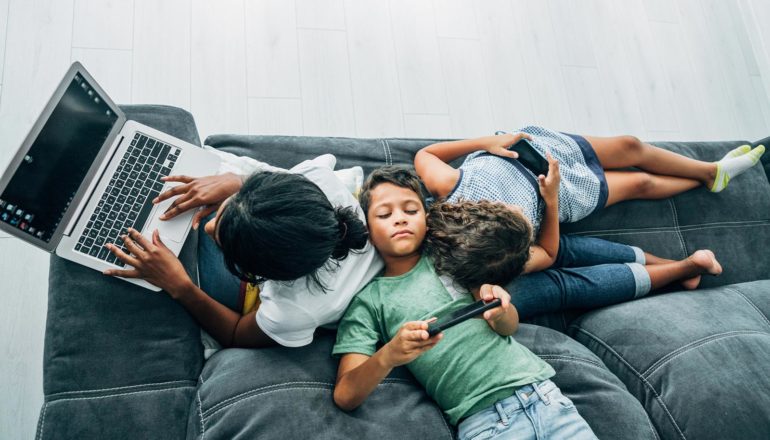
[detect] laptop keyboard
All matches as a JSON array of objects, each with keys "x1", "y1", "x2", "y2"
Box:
[{"x1": 75, "y1": 132, "x2": 181, "y2": 266}]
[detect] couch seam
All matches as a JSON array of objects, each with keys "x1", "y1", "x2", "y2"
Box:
[
  {"x1": 202, "y1": 381, "x2": 425, "y2": 423},
  {"x1": 571, "y1": 221, "x2": 770, "y2": 237},
  {"x1": 378, "y1": 139, "x2": 389, "y2": 165},
  {"x1": 201, "y1": 378, "x2": 412, "y2": 417},
  {"x1": 45, "y1": 379, "x2": 197, "y2": 399},
  {"x1": 641, "y1": 331, "x2": 769, "y2": 380},
  {"x1": 204, "y1": 385, "x2": 334, "y2": 420},
  {"x1": 725, "y1": 286, "x2": 770, "y2": 328},
  {"x1": 45, "y1": 385, "x2": 197, "y2": 404},
  {"x1": 35, "y1": 402, "x2": 47, "y2": 440},
  {"x1": 667, "y1": 198, "x2": 687, "y2": 257},
  {"x1": 197, "y1": 388, "x2": 206, "y2": 439},
  {"x1": 537, "y1": 354, "x2": 605, "y2": 370},
  {"x1": 384, "y1": 139, "x2": 393, "y2": 165},
  {"x1": 572, "y1": 327, "x2": 686, "y2": 440}
]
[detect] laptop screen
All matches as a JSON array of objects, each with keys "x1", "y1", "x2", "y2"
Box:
[{"x1": 0, "y1": 73, "x2": 118, "y2": 243}]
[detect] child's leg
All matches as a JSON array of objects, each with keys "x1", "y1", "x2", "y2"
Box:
[
  {"x1": 646, "y1": 249, "x2": 722, "y2": 290},
  {"x1": 584, "y1": 135, "x2": 716, "y2": 182},
  {"x1": 553, "y1": 234, "x2": 645, "y2": 268},
  {"x1": 584, "y1": 135, "x2": 765, "y2": 193},
  {"x1": 604, "y1": 170, "x2": 701, "y2": 206}
]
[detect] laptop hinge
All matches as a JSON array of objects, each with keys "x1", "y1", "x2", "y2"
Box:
[{"x1": 63, "y1": 134, "x2": 125, "y2": 237}]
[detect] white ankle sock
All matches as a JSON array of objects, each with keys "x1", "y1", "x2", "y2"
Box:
[{"x1": 711, "y1": 145, "x2": 765, "y2": 192}]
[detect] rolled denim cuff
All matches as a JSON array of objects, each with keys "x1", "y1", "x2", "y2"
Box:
[
  {"x1": 630, "y1": 246, "x2": 646, "y2": 265},
  {"x1": 625, "y1": 262, "x2": 651, "y2": 298}
]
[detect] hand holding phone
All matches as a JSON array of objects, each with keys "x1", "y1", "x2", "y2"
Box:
[
  {"x1": 427, "y1": 299, "x2": 503, "y2": 337},
  {"x1": 509, "y1": 139, "x2": 549, "y2": 177}
]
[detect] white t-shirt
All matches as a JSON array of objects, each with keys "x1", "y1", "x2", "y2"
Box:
[{"x1": 254, "y1": 154, "x2": 384, "y2": 347}]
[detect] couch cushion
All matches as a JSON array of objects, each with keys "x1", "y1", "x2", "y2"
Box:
[
  {"x1": 40, "y1": 105, "x2": 204, "y2": 440},
  {"x1": 191, "y1": 326, "x2": 655, "y2": 439},
  {"x1": 569, "y1": 280, "x2": 770, "y2": 439}
]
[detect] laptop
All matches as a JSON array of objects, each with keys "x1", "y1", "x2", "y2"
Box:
[{"x1": 0, "y1": 62, "x2": 221, "y2": 291}]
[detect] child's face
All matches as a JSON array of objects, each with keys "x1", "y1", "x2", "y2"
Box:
[
  {"x1": 204, "y1": 196, "x2": 233, "y2": 245},
  {"x1": 366, "y1": 183, "x2": 427, "y2": 258}
]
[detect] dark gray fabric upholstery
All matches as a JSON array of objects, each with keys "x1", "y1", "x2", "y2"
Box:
[
  {"x1": 38, "y1": 106, "x2": 204, "y2": 440},
  {"x1": 40, "y1": 110, "x2": 769, "y2": 440},
  {"x1": 570, "y1": 280, "x2": 770, "y2": 439}
]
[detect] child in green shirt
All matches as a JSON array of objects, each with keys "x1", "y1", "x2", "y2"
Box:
[{"x1": 332, "y1": 166, "x2": 598, "y2": 439}]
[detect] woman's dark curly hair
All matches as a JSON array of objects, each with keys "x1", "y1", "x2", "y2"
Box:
[
  {"x1": 425, "y1": 200, "x2": 533, "y2": 290},
  {"x1": 217, "y1": 171, "x2": 368, "y2": 291}
]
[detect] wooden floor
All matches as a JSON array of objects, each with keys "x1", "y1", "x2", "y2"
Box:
[{"x1": 1, "y1": 0, "x2": 768, "y2": 438}]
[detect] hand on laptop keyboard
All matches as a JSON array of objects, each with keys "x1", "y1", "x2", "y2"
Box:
[
  {"x1": 103, "y1": 227, "x2": 193, "y2": 295},
  {"x1": 153, "y1": 172, "x2": 245, "y2": 229}
]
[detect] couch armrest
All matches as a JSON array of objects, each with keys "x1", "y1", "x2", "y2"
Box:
[{"x1": 38, "y1": 106, "x2": 204, "y2": 440}]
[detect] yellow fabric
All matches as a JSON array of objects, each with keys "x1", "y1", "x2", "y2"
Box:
[{"x1": 242, "y1": 283, "x2": 261, "y2": 315}]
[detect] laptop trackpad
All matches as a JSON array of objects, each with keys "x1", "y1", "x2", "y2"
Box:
[{"x1": 146, "y1": 210, "x2": 190, "y2": 243}]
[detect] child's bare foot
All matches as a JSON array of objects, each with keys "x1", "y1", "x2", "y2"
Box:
[
  {"x1": 689, "y1": 250, "x2": 723, "y2": 276},
  {"x1": 681, "y1": 275, "x2": 702, "y2": 290}
]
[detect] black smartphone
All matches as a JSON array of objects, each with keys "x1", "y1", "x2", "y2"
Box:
[
  {"x1": 509, "y1": 139, "x2": 549, "y2": 176},
  {"x1": 427, "y1": 299, "x2": 503, "y2": 336}
]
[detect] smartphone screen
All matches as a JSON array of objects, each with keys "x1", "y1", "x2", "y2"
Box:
[{"x1": 427, "y1": 299, "x2": 502, "y2": 336}]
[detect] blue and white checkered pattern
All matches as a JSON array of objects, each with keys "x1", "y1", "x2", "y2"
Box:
[{"x1": 446, "y1": 126, "x2": 602, "y2": 232}]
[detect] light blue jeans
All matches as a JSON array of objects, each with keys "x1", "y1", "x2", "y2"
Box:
[{"x1": 457, "y1": 380, "x2": 598, "y2": 440}]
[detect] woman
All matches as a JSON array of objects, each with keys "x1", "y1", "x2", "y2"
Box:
[{"x1": 104, "y1": 155, "x2": 383, "y2": 348}]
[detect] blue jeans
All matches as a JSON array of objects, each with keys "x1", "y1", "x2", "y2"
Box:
[
  {"x1": 457, "y1": 380, "x2": 597, "y2": 440},
  {"x1": 197, "y1": 213, "x2": 243, "y2": 311},
  {"x1": 508, "y1": 235, "x2": 651, "y2": 319}
]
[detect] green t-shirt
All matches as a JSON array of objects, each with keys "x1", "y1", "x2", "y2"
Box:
[{"x1": 332, "y1": 256, "x2": 555, "y2": 425}]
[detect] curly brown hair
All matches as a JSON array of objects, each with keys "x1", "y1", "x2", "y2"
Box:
[{"x1": 425, "y1": 200, "x2": 533, "y2": 290}]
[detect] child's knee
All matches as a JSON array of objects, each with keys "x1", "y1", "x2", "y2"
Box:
[
  {"x1": 634, "y1": 173, "x2": 656, "y2": 197},
  {"x1": 621, "y1": 135, "x2": 645, "y2": 156}
]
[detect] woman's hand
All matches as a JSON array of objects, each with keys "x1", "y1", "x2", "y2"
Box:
[
  {"x1": 154, "y1": 172, "x2": 244, "y2": 228},
  {"x1": 537, "y1": 152, "x2": 560, "y2": 204},
  {"x1": 382, "y1": 319, "x2": 443, "y2": 368},
  {"x1": 103, "y1": 228, "x2": 193, "y2": 297},
  {"x1": 485, "y1": 132, "x2": 533, "y2": 159}
]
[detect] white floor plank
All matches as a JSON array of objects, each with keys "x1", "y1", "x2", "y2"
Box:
[
  {"x1": 295, "y1": 0, "x2": 345, "y2": 31},
  {"x1": 0, "y1": 239, "x2": 49, "y2": 440},
  {"x1": 512, "y1": 0, "x2": 575, "y2": 131},
  {"x1": 0, "y1": 0, "x2": 74, "y2": 169},
  {"x1": 344, "y1": 0, "x2": 403, "y2": 138},
  {"x1": 72, "y1": 0, "x2": 134, "y2": 50},
  {"x1": 0, "y1": 0, "x2": 9, "y2": 84},
  {"x1": 191, "y1": 0, "x2": 248, "y2": 141},
  {"x1": 432, "y1": 0, "x2": 478, "y2": 40},
  {"x1": 389, "y1": 0, "x2": 448, "y2": 115},
  {"x1": 648, "y1": 21, "x2": 713, "y2": 141},
  {"x1": 612, "y1": 0, "x2": 679, "y2": 134},
  {"x1": 438, "y1": 37, "x2": 494, "y2": 138},
  {"x1": 403, "y1": 114, "x2": 452, "y2": 138},
  {"x1": 247, "y1": 97, "x2": 303, "y2": 136},
  {"x1": 71, "y1": 48, "x2": 132, "y2": 104},
  {"x1": 297, "y1": 29, "x2": 355, "y2": 136},
  {"x1": 561, "y1": 66, "x2": 612, "y2": 136},
  {"x1": 642, "y1": 0, "x2": 679, "y2": 23},
  {"x1": 474, "y1": 0, "x2": 536, "y2": 129},
  {"x1": 131, "y1": 0, "x2": 190, "y2": 109},
  {"x1": 676, "y1": 0, "x2": 740, "y2": 139},
  {"x1": 701, "y1": 0, "x2": 766, "y2": 140},
  {"x1": 547, "y1": 0, "x2": 597, "y2": 68},
  {"x1": 586, "y1": 0, "x2": 646, "y2": 136},
  {"x1": 244, "y1": 0, "x2": 301, "y2": 99},
  {"x1": 738, "y1": 0, "x2": 770, "y2": 106},
  {"x1": 750, "y1": 75, "x2": 770, "y2": 133}
]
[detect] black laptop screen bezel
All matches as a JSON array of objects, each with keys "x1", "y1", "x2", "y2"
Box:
[{"x1": 0, "y1": 61, "x2": 126, "y2": 252}]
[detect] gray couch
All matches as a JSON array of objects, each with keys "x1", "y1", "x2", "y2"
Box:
[{"x1": 36, "y1": 106, "x2": 770, "y2": 439}]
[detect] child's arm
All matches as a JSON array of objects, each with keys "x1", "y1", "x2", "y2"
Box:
[
  {"x1": 523, "y1": 152, "x2": 561, "y2": 274},
  {"x1": 472, "y1": 284, "x2": 520, "y2": 336},
  {"x1": 334, "y1": 321, "x2": 442, "y2": 411},
  {"x1": 414, "y1": 132, "x2": 533, "y2": 198}
]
